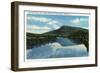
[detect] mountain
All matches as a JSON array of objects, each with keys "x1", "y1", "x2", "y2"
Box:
[
  {"x1": 44, "y1": 25, "x2": 87, "y2": 36},
  {"x1": 26, "y1": 25, "x2": 89, "y2": 51},
  {"x1": 44, "y1": 26, "x2": 88, "y2": 50},
  {"x1": 27, "y1": 25, "x2": 88, "y2": 37}
]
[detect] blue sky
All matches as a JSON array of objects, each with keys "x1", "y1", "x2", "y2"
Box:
[{"x1": 27, "y1": 12, "x2": 89, "y2": 34}]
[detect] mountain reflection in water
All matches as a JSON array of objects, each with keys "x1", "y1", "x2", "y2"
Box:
[{"x1": 27, "y1": 37, "x2": 88, "y2": 59}]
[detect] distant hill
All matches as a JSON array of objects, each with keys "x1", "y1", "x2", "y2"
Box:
[
  {"x1": 44, "y1": 25, "x2": 87, "y2": 36},
  {"x1": 26, "y1": 25, "x2": 89, "y2": 51},
  {"x1": 44, "y1": 26, "x2": 88, "y2": 50},
  {"x1": 27, "y1": 25, "x2": 88, "y2": 36}
]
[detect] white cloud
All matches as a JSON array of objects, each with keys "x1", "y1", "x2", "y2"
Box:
[
  {"x1": 27, "y1": 16, "x2": 51, "y2": 23},
  {"x1": 71, "y1": 18, "x2": 88, "y2": 24},
  {"x1": 48, "y1": 20, "x2": 61, "y2": 29},
  {"x1": 80, "y1": 18, "x2": 88, "y2": 22},
  {"x1": 52, "y1": 24, "x2": 60, "y2": 29},
  {"x1": 48, "y1": 21, "x2": 58, "y2": 25},
  {"x1": 27, "y1": 25, "x2": 51, "y2": 34},
  {"x1": 27, "y1": 16, "x2": 61, "y2": 30},
  {"x1": 72, "y1": 18, "x2": 80, "y2": 24},
  {"x1": 32, "y1": 25, "x2": 50, "y2": 30},
  {"x1": 27, "y1": 25, "x2": 51, "y2": 30}
]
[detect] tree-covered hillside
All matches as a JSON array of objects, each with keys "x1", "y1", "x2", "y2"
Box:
[{"x1": 26, "y1": 25, "x2": 89, "y2": 51}]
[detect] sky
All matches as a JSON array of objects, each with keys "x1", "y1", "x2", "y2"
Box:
[{"x1": 26, "y1": 12, "x2": 89, "y2": 34}]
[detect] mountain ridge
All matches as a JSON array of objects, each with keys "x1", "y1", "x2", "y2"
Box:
[{"x1": 26, "y1": 25, "x2": 89, "y2": 51}]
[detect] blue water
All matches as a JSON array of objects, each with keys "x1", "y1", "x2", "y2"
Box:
[
  {"x1": 56, "y1": 37, "x2": 78, "y2": 46},
  {"x1": 27, "y1": 37, "x2": 88, "y2": 59}
]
